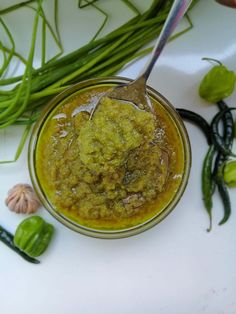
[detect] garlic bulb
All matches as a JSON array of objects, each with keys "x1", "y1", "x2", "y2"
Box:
[{"x1": 5, "y1": 184, "x2": 41, "y2": 214}]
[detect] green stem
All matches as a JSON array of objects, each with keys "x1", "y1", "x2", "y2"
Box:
[
  {"x1": 54, "y1": 0, "x2": 61, "y2": 46},
  {"x1": 24, "y1": 7, "x2": 146, "y2": 73},
  {"x1": 0, "y1": 14, "x2": 163, "y2": 87},
  {"x1": 202, "y1": 57, "x2": 222, "y2": 66},
  {"x1": 0, "y1": 122, "x2": 32, "y2": 163},
  {"x1": 47, "y1": 0, "x2": 63, "y2": 63},
  {"x1": 0, "y1": 7, "x2": 163, "y2": 87},
  {"x1": 29, "y1": 86, "x2": 70, "y2": 100},
  {"x1": 89, "y1": 1, "x2": 108, "y2": 42},
  {"x1": 49, "y1": 33, "x2": 132, "y2": 88},
  {"x1": 27, "y1": 3, "x2": 63, "y2": 62},
  {"x1": 0, "y1": 17, "x2": 15, "y2": 76},
  {"x1": 0, "y1": 0, "x2": 36, "y2": 15},
  {"x1": 0, "y1": 41, "x2": 7, "y2": 73},
  {"x1": 0, "y1": 0, "x2": 41, "y2": 127},
  {"x1": 91, "y1": 46, "x2": 153, "y2": 78},
  {"x1": 81, "y1": 25, "x2": 160, "y2": 79},
  {"x1": 78, "y1": 0, "x2": 99, "y2": 9},
  {"x1": 0, "y1": 46, "x2": 27, "y2": 65},
  {"x1": 121, "y1": 0, "x2": 141, "y2": 15},
  {"x1": 41, "y1": 8, "x2": 46, "y2": 66}
]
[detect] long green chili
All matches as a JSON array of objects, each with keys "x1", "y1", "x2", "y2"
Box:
[
  {"x1": 213, "y1": 101, "x2": 234, "y2": 177},
  {"x1": 215, "y1": 165, "x2": 232, "y2": 225},
  {"x1": 176, "y1": 108, "x2": 212, "y2": 145},
  {"x1": 0, "y1": 225, "x2": 40, "y2": 264},
  {"x1": 210, "y1": 108, "x2": 236, "y2": 157},
  {"x1": 202, "y1": 145, "x2": 215, "y2": 232}
]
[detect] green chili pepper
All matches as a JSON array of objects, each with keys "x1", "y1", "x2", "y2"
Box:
[
  {"x1": 210, "y1": 108, "x2": 236, "y2": 157},
  {"x1": 234, "y1": 119, "x2": 236, "y2": 138},
  {"x1": 202, "y1": 145, "x2": 215, "y2": 232},
  {"x1": 0, "y1": 225, "x2": 40, "y2": 264},
  {"x1": 199, "y1": 63, "x2": 236, "y2": 103},
  {"x1": 224, "y1": 160, "x2": 236, "y2": 187},
  {"x1": 14, "y1": 216, "x2": 54, "y2": 258},
  {"x1": 212, "y1": 101, "x2": 233, "y2": 176},
  {"x1": 215, "y1": 165, "x2": 231, "y2": 225},
  {"x1": 176, "y1": 108, "x2": 212, "y2": 145}
]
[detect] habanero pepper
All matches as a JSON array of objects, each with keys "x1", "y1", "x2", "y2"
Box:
[
  {"x1": 224, "y1": 160, "x2": 236, "y2": 187},
  {"x1": 14, "y1": 216, "x2": 54, "y2": 258},
  {"x1": 199, "y1": 59, "x2": 236, "y2": 103}
]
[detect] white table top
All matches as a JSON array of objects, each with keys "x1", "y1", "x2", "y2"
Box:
[{"x1": 0, "y1": 1, "x2": 236, "y2": 313}]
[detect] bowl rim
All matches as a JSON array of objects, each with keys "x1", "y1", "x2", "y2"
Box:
[{"x1": 28, "y1": 76, "x2": 192, "y2": 239}]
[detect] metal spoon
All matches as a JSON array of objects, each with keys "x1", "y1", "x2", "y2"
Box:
[{"x1": 91, "y1": 0, "x2": 193, "y2": 116}]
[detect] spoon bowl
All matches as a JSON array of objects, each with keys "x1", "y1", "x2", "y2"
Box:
[{"x1": 91, "y1": 0, "x2": 193, "y2": 118}]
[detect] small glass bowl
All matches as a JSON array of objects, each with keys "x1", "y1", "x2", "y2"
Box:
[{"x1": 28, "y1": 76, "x2": 191, "y2": 239}]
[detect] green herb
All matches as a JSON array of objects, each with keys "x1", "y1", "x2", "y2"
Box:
[
  {"x1": 199, "y1": 58, "x2": 236, "y2": 103},
  {"x1": 78, "y1": 0, "x2": 99, "y2": 9},
  {"x1": 0, "y1": 44, "x2": 27, "y2": 66},
  {"x1": 88, "y1": 1, "x2": 108, "y2": 42},
  {"x1": 27, "y1": 0, "x2": 63, "y2": 63},
  {"x1": 14, "y1": 216, "x2": 54, "y2": 258},
  {"x1": 0, "y1": 0, "x2": 197, "y2": 125},
  {"x1": 121, "y1": 0, "x2": 141, "y2": 15},
  {"x1": 0, "y1": 17, "x2": 15, "y2": 77},
  {"x1": 0, "y1": 122, "x2": 33, "y2": 164},
  {"x1": 0, "y1": 0, "x2": 36, "y2": 15},
  {"x1": 0, "y1": 225, "x2": 40, "y2": 264}
]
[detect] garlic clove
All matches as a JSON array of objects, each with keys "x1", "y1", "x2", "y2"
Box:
[{"x1": 5, "y1": 184, "x2": 41, "y2": 214}]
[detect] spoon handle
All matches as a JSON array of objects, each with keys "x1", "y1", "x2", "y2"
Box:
[{"x1": 140, "y1": 0, "x2": 193, "y2": 82}]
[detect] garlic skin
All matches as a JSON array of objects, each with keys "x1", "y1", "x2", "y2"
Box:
[{"x1": 5, "y1": 184, "x2": 41, "y2": 214}]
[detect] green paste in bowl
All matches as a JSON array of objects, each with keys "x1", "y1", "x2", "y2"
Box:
[{"x1": 34, "y1": 84, "x2": 186, "y2": 232}]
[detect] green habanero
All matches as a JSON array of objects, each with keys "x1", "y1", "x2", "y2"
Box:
[{"x1": 199, "y1": 62, "x2": 236, "y2": 103}]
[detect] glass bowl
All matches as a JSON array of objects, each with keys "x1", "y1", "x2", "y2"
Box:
[{"x1": 28, "y1": 76, "x2": 191, "y2": 239}]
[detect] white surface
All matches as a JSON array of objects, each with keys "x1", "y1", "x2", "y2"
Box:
[{"x1": 0, "y1": 1, "x2": 236, "y2": 314}]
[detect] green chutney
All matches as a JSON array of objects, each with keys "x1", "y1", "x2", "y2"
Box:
[{"x1": 36, "y1": 85, "x2": 185, "y2": 230}]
